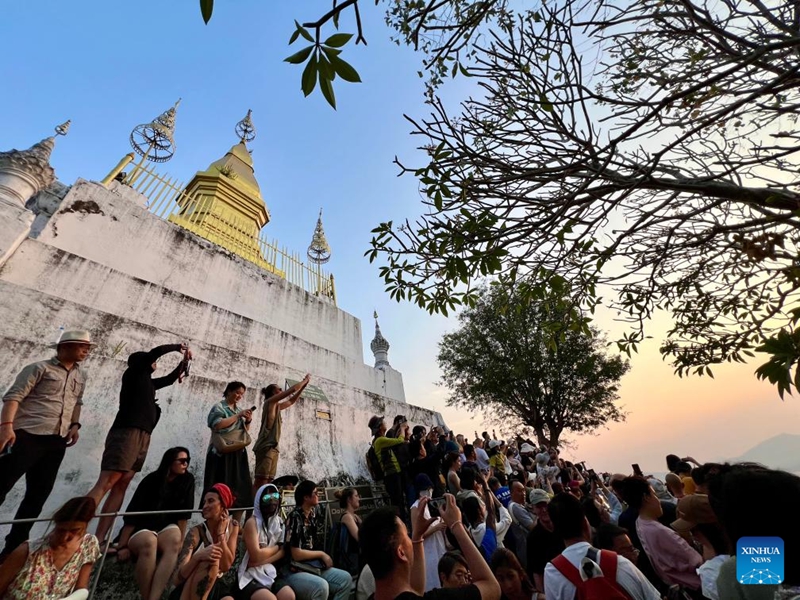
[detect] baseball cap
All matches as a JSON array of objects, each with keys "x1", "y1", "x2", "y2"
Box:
[
  {"x1": 488, "y1": 440, "x2": 500, "y2": 449},
  {"x1": 368, "y1": 415, "x2": 384, "y2": 435},
  {"x1": 520, "y1": 443, "x2": 535, "y2": 454},
  {"x1": 569, "y1": 480, "x2": 582, "y2": 489},
  {"x1": 671, "y1": 494, "x2": 717, "y2": 532},
  {"x1": 529, "y1": 489, "x2": 551, "y2": 505}
]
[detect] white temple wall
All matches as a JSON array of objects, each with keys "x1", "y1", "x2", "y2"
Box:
[{"x1": 0, "y1": 178, "x2": 441, "y2": 541}]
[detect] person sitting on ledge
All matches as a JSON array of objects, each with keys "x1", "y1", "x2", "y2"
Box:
[
  {"x1": 170, "y1": 484, "x2": 239, "y2": 600},
  {"x1": 115, "y1": 446, "x2": 196, "y2": 600},
  {"x1": 0, "y1": 496, "x2": 100, "y2": 600}
]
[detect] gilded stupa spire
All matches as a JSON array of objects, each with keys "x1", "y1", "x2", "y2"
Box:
[{"x1": 307, "y1": 209, "x2": 331, "y2": 265}]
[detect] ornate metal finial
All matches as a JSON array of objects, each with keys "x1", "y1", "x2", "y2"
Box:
[
  {"x1": 129, "y1": 99, "x2": 180, "y2": 163},
  {"x1": 307, "y1": 209, "x2": 332, "y2": 265},
  {"x1": 374, "y1": 310, "x2": 378, "y2": 321},
  {"x1": 55, "y1": 120, "x2": 71, "y2": 137},
  {"x1": 235, "y1": 109, "x2": 256, "y2": 144}
]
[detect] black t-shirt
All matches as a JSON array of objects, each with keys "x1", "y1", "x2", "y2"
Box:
[
  {"x1": 395, "y1": 584, "x2": 482, "y2": 600},
  {"x1": 526, "y1": 523, "x2": 564, "y2": 578}
]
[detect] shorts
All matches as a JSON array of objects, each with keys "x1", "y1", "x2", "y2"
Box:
[
  {"x1": 237, "y1": 580, "x2": 287, "y2": 600},
  {"x1": 100, "y1": 427, "x2": 151, "y2": 472},
  {"x1": 254, "y1": 446, "x2": 279, "y2": 479},
  {"x1": 128, "y1": 524, "x2": 180, "y2": 546}
]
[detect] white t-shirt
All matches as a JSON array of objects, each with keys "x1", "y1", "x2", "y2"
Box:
[
  {"x1": 411, "y1": 499, "x2": 448, "y2": 591},
  {"x1": 544, "y1": 542, "x2": 661, "y2": 600},
  {"x1": 697, "y1": 554, "x2": 730, "y2": 600}
]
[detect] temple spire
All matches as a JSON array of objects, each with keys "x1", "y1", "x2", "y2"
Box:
[
  {"x1": 371, "y1": 311, "x2": 391, "y2": 369},
  {"x1": 0, "y1": 121, "x2": 70, "y2": 207},
  {"x1": 307, "y1": 209, "x2": 332, "y2": 265},
  {"x1": 235, "y1": 109, "x2": 257, "y2": 145},
  {"x1": 129, "y1": 99, "x2": 180, "y2": 164}
]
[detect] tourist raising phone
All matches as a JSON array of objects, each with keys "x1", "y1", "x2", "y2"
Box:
[{"x1": 360, "y1": 493, "x2": 501, "y2": 600}]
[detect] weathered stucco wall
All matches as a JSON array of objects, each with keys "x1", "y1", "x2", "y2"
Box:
[{"x1": 0, "y1": 179, "x2": 443, "y2": 545}]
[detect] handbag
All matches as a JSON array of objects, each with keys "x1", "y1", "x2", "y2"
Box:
[
  {"x1": 290, "y1": 559, "x2": 327, "y2": 576},
  {"x1": 211, "y1": 424, "x2": 252, "y2": 454}
]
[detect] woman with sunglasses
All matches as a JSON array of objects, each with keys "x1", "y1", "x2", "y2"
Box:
[
  {"x1": 236, "y1": 484, "x2": 295, "y2": 600},
  {"x1": 116, "y1": 446, "x2": 196, "y2": 600}
]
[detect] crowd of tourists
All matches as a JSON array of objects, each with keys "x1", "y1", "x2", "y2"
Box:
[{"x1": 0, "y1": 331, "x2": 798, "y2": 600}]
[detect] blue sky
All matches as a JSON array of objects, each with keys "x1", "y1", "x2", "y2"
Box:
[{"x1": 2, "y1": 0, "x2": 799, "y2": 474}]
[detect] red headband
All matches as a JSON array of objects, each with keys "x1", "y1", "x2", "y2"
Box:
[{"x1": 211, "y1": 483, "x2": 234, "y2": 509}]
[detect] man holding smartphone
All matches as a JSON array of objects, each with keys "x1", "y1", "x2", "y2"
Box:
[
  {"x1": 87, "y1": 341, "x2": 190, "y2": 546},
  {"x1": 369, "y1": 415, "x2": 410, "y2": 519},
  {"x1": 361, "y1": 494, "x2": 501, "y2": 600}
]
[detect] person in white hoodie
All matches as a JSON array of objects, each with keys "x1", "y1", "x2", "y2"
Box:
[{"x1": 237, "y1": 484, "x2": 295, "y2": 600}]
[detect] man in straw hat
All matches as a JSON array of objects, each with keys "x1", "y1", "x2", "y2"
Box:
[{"x1": 0, "y1": 329, "x2": 94, "y2": 561}]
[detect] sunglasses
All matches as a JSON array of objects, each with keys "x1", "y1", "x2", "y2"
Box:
[
  {"x1": 174, "y1": 458, "x2": 190, "y2": 465},
  {"x1": 261, "y1": 492, "x2": 280, "y2": 502}
]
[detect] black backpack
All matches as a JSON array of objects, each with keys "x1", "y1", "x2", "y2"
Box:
[{"x1": 366, "y1": 444, "x2": 384, "y2": 481}]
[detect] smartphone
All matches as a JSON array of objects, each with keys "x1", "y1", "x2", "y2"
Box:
[
  {"x1": 429, "y1": 497, "x2": 446, "y2": 511},
  {"x1": 249, "y1": 405, "x2": 257, "y2": 412},
  {"x1": 0, "y1": 444, "x2": 11, "y2": 457},
  {"x1": 632, "y1": 463, "x2": 643, "y2": 477}
]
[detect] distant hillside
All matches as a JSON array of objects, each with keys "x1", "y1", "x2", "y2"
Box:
[{"x1": 725, "y1": 433, "x2": 800, "y2": 473}]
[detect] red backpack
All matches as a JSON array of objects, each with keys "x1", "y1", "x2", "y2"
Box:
[{"x1": 551, "y1": 548, "x2": 633, "y2": 600}]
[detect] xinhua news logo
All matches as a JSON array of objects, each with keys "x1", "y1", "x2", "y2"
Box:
[{"x1": 737, "y1": 537, "x2": 784, "y2": 585}]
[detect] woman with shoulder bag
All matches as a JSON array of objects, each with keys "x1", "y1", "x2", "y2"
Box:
[{"x1": 203, "y1": 381, "x2": 254, "y2": 511}]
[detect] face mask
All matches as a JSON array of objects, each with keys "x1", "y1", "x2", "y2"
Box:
[{"x1": 420, "y1": 489, "x2": 433, "y2": 498}]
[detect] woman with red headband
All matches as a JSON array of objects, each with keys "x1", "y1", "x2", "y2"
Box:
[{"x1": 170, "y1": 484, "x2": 239, "y2": 600}]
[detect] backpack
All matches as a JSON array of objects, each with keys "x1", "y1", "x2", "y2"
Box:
[
  {"x1": 551, "y1": 547, "x2": 633, "y2": 600},
  {"x1": 366, "y1": 444, "x2": 384, "y2": 481}
]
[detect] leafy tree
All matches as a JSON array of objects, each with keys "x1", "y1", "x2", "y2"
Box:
[
  {"x1": 438, "y1": 286, "x2": 629, "y2": 447},
  {"x1": 367, "y1": 0, "x2": 800, "y2": 396}
]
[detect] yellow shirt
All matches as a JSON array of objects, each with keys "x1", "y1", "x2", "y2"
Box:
[{"x1": 682, "y1": 476, "x2": 697, "y2": 495}]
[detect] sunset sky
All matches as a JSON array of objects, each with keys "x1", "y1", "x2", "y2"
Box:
[{"x1": 2, "y1": 1, "x2": 798, "y2": 476}]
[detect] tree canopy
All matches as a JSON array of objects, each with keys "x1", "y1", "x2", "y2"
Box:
[
  {"x1": 438, "y1": 286, "x2": 629, "y2": 447},
  {"x1": 365, "y1": 0, "x2": 800, "y2": 396}
]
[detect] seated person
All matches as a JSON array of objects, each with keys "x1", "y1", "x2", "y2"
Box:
[
  {"x1": 490, "y1": 549, "x2": 541, "y2": 600},
  {"x1": 171, "y1": 484, "x2": 239, "y2": 600},
  {"x1": 438, "y1": 552, "x2": 471, "y2": 589},
  {"x1": 237, "y1": 484, "x2": 295, "y2": 600},
  {"x1": 283, "y1": 480, "x2": 352, "y2": 600},
  {"x1": 116, "y1": 447, "x2": 196, "y2": 600},
  {"x1": 0, "y1": 496, "x2": 100, "y2": 600},
  {"x1": 360, "y1": 494, "x2": 501, "y2": 600}
]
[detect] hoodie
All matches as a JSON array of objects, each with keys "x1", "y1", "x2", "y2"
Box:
[
  {"x1": 110, "y1": 344, "x2": 183, "y2": 433},
  {"x1": 238, "y1": 484, "x2": 285, "y2": 589}
]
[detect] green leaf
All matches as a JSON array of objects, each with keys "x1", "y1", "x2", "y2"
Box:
[
  {"x1": 329, "y1": 54, "x2": 361, "y2": 83},
  {"x1": 458, "y1": 63, "x2": 471, "y2": 78},
  {"x1": 324, "y1": 33, "x2": 354, "y2": 48},
  {"x1": 289, "y1": 29, "x2": 301, "y2": 45},
  {"x1": 540, "y1": 93, "x2": 554, "y2": 112},
  {"x1": 285, "y1": 45, "x2": 314, "y2": 65},
  {"x1": 200, "y1": 0, "x2": 213, "y2": 23},
  {"x1": 295, "y1": 21, "x2": 314, "y2": 43},
  {"x1": 302, "y1": 53, "x2": 318, "y2": 97},
  {"x1": 333, "y1": 9, "x2": 340, "y2": 29},
  {"x1": 320, "y1": 76, "x2": 337, "y2": 109},
  {"x1": 318, "y1": 54, "x2": 335, "y2": 81}
]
